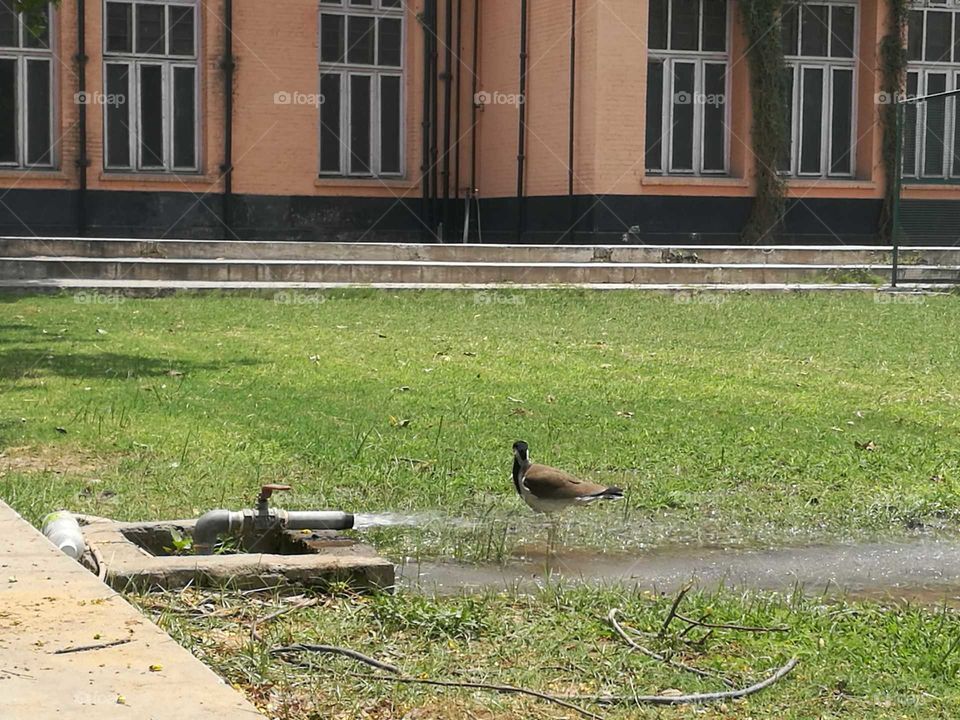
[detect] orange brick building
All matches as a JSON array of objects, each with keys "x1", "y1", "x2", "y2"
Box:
[{"x1": 0, "y1": 0, "x2": 956, "y2": 242}]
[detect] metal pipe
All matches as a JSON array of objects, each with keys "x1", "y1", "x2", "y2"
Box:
[
  {"x1": 193, "y1": 510, "x2": 247, "y2": 554},
  {"x1": 568, "y1": 0, "x2": 576, "y2": 241},
  {"x1": 221, "y1": 0, "x2": 235, "y2": 238},
  {"x1": 282, "y1": 511, "x2": 356, "y2": 532},
  {"x1": 75, "y1": 0, "x2": 88, "y2": 236},
  {"x1": 193, "y1": 508, "x2": 354, "y2": 555},
  {"x1": 453, "y1": 0, "x2": 463, "y2": 240},
  {"x1": 469, "y1": 0, "x2": 480, "y2": 243},
  {"x1": 516, "y1": 0, "x2": 529, "y2": 243},
  {"x1": 441, "y1": 0, "x2": 454, "y2": 243},
  {"x1": 429, "y1": 0, "x2": 440, "y2": 240},
  {"x1": 890, "y1": 100, "x2": 905, "y2": 287},
  {"x1": 420, "y1": 0, "x2": 433, "y2": 241}
]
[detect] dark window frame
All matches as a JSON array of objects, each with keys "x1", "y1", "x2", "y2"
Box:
[
  {"x1": 0, "y1": 3, "x2": 55, "y2": 170},
  {"x1": 101, "y1": 0, "x2": 199, "y2": 173},
  {"x1": 645, "y1": 0, "x2": 731, "y2": 176},
  {"x1": 318, "y1": 0, "x2": 405, "y2": 178},
  {"x1": 780, "y1": 0, "x2": 858, "y2": 179}
]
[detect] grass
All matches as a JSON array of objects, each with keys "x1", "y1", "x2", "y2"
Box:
[
  {"x1": 2, "y1": 290, "x2": 959, "y2": 556},
  {"x1": 132, "y1": 583, "x2": 960, "y2": 720},
  {"x1": 3, "y1": 290, "x2": 960, "y2": 719}
]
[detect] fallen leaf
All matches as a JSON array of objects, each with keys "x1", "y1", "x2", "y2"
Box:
[
  {"x1": 166, "y1": 370, "x2": 183, "y2": 377},
  {"x1": 545, "y1": 394, "x2": 556, "y2": 404},
  {"x1": 855, "y1": 440, "x2": 876, "y2": 452},
  {"x1": 507, "y1": 396, "x2": 524, "y2": 404},
  {"x1": 96, "y1": 328, "x2": 107, "y2": 335}
]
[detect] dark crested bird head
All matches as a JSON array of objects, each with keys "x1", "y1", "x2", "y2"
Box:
[{"x1": 512, "y1": 440, "x2": 529, "y2": 463}]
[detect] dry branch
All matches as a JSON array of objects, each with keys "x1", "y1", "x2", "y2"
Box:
[
  {"x1": 272, "y1": 644, "x2": 603, "y2": 720},
  {"x1": 659, "y1": 582, "x2": 692, "y2": 637},
  {"x1": 607, "y1": 609, "x2": 736, "y2": 688},
  {"x1": 581, "y1": 656, "x2": 799, "y2": 705},
  {"x1": 250, "y1": 598, "x2": 319, "y2": 642},
  {"x1": 52, "y1": 638, "x2": 133, "y2": 655},
  {"x1": 673, "y1": 612, "x2": 790, "y2": 633}
]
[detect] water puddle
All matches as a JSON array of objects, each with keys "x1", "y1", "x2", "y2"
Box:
[{"x1": 397, "y1": 539, "x2": 960, "y2": 604}]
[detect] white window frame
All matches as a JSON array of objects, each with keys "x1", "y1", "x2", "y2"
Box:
[
  {"x1": 318, "y1": 0, "x2": 405, "y2": 178},
  {"x1": 646, "y1": 0, "x2": 731, "y2": 176},
  {"x1": 904, "y1": 4, "x2": 960, "y2": 180},
  {"x1": 101, "y1": 0, "x2": 200, "y2": 173},
  {"x1": 781, "y1": 0, "x2": 858, "y2": 179},
  {"x1": 0, "y1": 4, "x2": 55, "y2": 169}
]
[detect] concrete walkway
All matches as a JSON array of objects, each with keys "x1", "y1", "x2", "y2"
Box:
[{"x1": 0, "y1": 501, "x2": 264, "y2": 719}]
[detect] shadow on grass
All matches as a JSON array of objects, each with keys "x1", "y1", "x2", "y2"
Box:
[{"x1": 0, "y1": 348, "x2": 257, "y2": 381}]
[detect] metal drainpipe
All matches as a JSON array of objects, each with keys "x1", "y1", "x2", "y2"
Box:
[
  {"x1": 420, "y1": 0, "x2": 433, "y2": 241},
  {"x1": 469, "y1": 0, "x2": 479, "y2": 242},
  {"x1": 221, "y1": 0, "x2": 235, "y2": 238},
  {"x1": 516, "y1": 0, "x2": 528, "y2": 243},
  {"x1": 440, "y1": 0, "x2": 454, "y2": 243},
  {"x1": 75, "y1": 0, "x2": 88, "y2": 236},
  {"x1": 453, "y1": 0, "x2": 462, "y2": 241},
  {"x1": 568, "y1": 0, "x2": 576, "y2": 243},
  {"x1": 429, "y1": 1, "x2": 440, "y2": 240}
]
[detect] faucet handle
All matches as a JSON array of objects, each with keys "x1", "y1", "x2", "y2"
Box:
[{"x1": 258, "y1": 483, "x2": 292, "y2": 503}]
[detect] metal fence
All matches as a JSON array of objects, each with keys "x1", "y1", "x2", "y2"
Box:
[{"x1": 890, "y1": 86, "x2": 960, "y2": 287}]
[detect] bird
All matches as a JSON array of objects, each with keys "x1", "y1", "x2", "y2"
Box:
[{"x1": 511, "y1": 440, "x2": 624, "y2": 514}]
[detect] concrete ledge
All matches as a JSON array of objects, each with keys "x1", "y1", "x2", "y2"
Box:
[
  {"x1": 0, "y1": 501, "x2": 265, "y2": 719},
  {"x1": 81, "y1": 517, "x2": 395, "y2": 592}
]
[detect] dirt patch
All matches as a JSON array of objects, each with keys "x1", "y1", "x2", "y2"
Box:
[{"x1": 0, "y1": 444, "x2": 104, "y2": 476}]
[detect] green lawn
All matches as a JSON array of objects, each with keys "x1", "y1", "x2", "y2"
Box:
[
  {"x1": 3, "y1": 290, "x2": 960, "y2": 719},
  {"x1": 2, "y1": 291, "x2": 959, "y2": 552}
]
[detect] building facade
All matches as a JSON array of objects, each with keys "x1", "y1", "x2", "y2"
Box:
[{"x1": 0, "y1": 0, "x2": 956, "y2": 243}]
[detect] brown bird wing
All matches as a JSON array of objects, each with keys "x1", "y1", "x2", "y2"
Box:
[{"x1": 522, "y1": 463, "x2": 608, "y2": 500}]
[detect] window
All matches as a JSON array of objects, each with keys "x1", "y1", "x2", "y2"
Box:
[
  {"x1": 779, "y1": 0, "x2": 857, "y2": 177},
  {"x1": 0, "y1": 3, "x2": 54, "y2": 168},
  {"x1": 645, "y1": 0, "x2": 729, "y2": 175},
  {"x1": 319, "y1": 0, "x2": 404, "y2": 177},
  {"x1": 903, "y1": 2, "x2": 960, "y2": 180},
  {"x1": 102, "y1": 0, "x2": 198, "y2": 172}
]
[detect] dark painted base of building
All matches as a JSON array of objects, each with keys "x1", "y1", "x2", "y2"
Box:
[{"x1": 1, "y1": 187, "x2": 950, "y2": 245}]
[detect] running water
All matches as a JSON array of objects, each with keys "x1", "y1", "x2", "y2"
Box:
[
  {"x1": 395, "y1": 538, "x2": 960, "y2": 604},
  {"x1": 349, "y1": 510, "x2": 960, "y2": 603}
]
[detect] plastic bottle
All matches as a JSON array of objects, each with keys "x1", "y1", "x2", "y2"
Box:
[{"x1": 41, "y1": 511, "x2": 86, "y2": 559}]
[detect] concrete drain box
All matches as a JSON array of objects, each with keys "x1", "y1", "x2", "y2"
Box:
[{"x1": 80, "y1": 517, "x2": 395, "y2": 592}]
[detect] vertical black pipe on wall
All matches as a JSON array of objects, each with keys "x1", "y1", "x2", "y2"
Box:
[
  {"x1": 75, "y1": 0, "x2": 88, "y2": 235},
  {"x1": 469, "y1": 0, "x2": 479, "y2": 206},
  {"x1": 516, "y1": 0, "x2": 529, "y2": 242},
  {"x1": 221, "y1": 0, "x2": 235, "y2": 237},
  {"x1": 567, "y1": 0, "x2": 576, "y2": 242},
  {"x1": 430, "y1": 1, "x2": 440, "y2": 239},
  {"x1": 441, "y1": 0, "x2": 454, "y2": 242},
  {"x1": 453, "y1": 0, "x2": 463, "y2": 240},
  {"x1": 420, "y1": 1, "x2": 433, "y2": 240}
]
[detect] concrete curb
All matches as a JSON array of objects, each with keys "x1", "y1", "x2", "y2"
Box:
[{"x1": 0, "y1": 501, "x2": 265, "y2": 719}]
